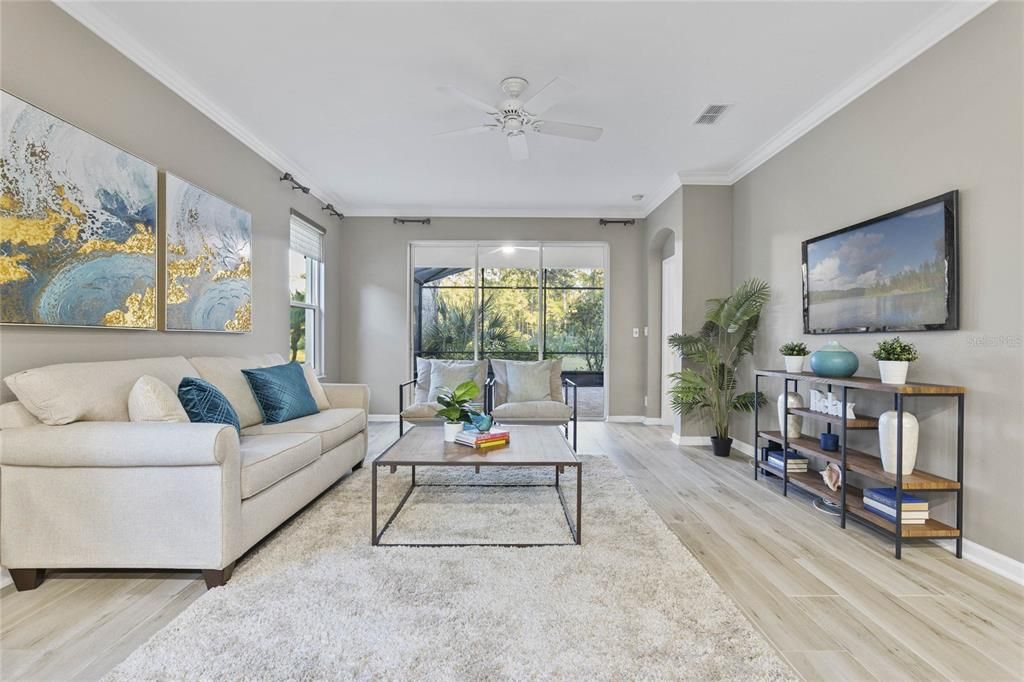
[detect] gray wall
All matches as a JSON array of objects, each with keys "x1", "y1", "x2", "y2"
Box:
[
  {"x1": 0, "y1": 1, "x2": 343, "y2": 401},
  {"x1": 335, "y1": 217, "x2": 647, "y2": 416},
  {"x1": 644, "y1": 189, "x2": 682, "y2": 421},
  {"x1": 732, "y1": 3, "x2": 1023, "y2": 561}
]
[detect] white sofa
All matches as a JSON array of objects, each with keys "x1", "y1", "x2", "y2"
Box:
[{"x1": 0, "y1": 354, "x2": 368, "y2": 591}]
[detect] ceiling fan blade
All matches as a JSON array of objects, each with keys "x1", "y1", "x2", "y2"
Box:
[
  {"x1": 523, "y1": 77, "x2": 576, "y2": 115},
  {"x1": 437, "y1": 85, "x2": 498, "y2": 114},
  {"x1": 507, "y1": 133, "x2": 529, "y2": 161},
  {"x1": 433, "y1": 124, "x2": 499, "y2": 138},
  {"x1": 533, "y1": 120, "x2": 603, "y2": 142}
]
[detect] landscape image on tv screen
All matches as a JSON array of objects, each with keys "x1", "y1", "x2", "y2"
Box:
[{"x1": 804, "y1": 195, "x2": 956, "y2": 333}]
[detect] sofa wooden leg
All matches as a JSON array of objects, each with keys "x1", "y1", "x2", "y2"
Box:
[
  {"x1": 202, "y1": 562, "x2": 235, "y2": 589},
  {"x1": 9, "y1": 568, "x2": 45, "y2": 591}
]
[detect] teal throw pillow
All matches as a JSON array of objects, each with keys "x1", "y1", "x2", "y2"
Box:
[
  {"x1": 242, "y1": 362, "x2": 319, "y2": 424},
  {"x1": 178, "y1": 377, "x2": 241, "y2": 433}
]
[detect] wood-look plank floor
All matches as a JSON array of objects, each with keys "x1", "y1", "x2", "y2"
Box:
[{"x1": 1, "y1": 422, "x2": 1021, "y2": 681}]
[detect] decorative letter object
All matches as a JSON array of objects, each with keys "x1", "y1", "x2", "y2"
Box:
[
  {"x1": 809, "y1": 341, "x2": 859, "y2": 378},
  {"x1": 777, "y1": 392, "x2": 804, "y2": 437},
  {"x1": 878, "y1": 410, "x2": 919, "y2": 475},
  {"x1": 164, "y1": 174, "x2": 252, "y2": 332},
  {"x1": 1, "y1": 92, "x2": 157, "y2": 328},
  {"x1": 809, "y1": 389, "x2": 856, "y2": 419}
]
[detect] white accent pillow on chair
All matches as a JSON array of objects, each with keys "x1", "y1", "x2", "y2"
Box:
[
  {"x1": 506, "y1": 361, "x2": 555, "y2": 403},
  {"x1": 427, "y1": 362, "x2": 480, "y2": 403}
]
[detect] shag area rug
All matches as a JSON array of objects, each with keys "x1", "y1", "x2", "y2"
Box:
[{"x1": 106, "y1": 455, "x2": 794, "y2": 680}]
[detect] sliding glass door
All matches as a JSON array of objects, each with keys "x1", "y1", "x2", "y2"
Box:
[{"x1": 410, "y1": 241, "x2": 607, "y2": 417}]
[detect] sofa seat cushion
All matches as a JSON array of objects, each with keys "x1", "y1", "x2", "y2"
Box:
[
  {"x1": 241, "y1": 408, "x2": 366, "y2": 453},
  {"x1": 240, "y1": 433, "x2": 321, "y2": 499},
  {"x1": 491, "y1": 400, "x2": 572, "y2": 421}
]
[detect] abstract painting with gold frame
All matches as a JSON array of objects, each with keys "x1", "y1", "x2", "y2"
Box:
[
  {"x1": 0, "y1": 91, "x2": 158, "y2": 329},
  {"x1": 164, "y1": 173, "x2": 251, "y2": 333}
]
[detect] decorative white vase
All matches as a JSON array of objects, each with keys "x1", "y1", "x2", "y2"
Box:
[
  {"x1": 443, "y1": 422, "x2": 462, "y2": 443},
  {"x1": 783, "y1": 355, "x2": 806, "y2": 373},
  {"x1": 878, "y1": 410, "x2": 919, "y2": 475},
  {"x1": 777, "y1": 392, "x2": 804, "y2": 437},
  {"x1": 878, "y1": 360, "x2": 910, "y2": 385}
]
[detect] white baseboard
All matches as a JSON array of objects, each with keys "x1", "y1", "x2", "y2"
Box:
[
  {"x1": 607, "y1": 416, "x2": 645, "y2": 423},
  {"x1": 936, "y1": 538, "x2": 1024, "y2": 586},
  {"x1": 642, "y1": 417, "x2": 672, "y2": 426},
  {"x1": 368, "y1": 414, "x2": 399, "y2": 422}
]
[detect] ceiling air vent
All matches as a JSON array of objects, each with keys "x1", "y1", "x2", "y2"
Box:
[{"x1": 694, "y1": 104, "x2": 730, "y2": 125}]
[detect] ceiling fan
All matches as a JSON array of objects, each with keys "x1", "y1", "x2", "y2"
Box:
[{"x1": 434, "y1": 76, "x2": 603, "y2": 160}]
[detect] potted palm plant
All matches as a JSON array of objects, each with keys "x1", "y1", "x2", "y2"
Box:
[
  {"x1": 872, "y1": 336, "x2": 919, "y2": 385},
  {"x1": 668, "y1": 279, "x2": 771, "y2": 457},
  {"x1": 779, "y1": 341, "x2": 809, "y2": 373},
  {"x1": 434, "y1": 379, "x2": 481, "y2": 442}
]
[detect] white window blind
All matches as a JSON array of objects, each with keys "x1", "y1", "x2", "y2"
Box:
[
  {"x1": 542, "y1": 244, "x2": 605, "y2": 269},
  {"x1": 290, "y1": 215, "x2": 325, "y2": 261}
]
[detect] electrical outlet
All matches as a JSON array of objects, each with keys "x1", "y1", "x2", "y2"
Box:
[{"x1": 632, "y1": 327, "x2": 640, "y2": 338}]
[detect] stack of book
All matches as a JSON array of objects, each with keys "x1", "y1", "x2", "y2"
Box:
[
  {"x1": 863, "y1": 487, "x2": 929, "y2": 525},
  {"x1": 454, "y1": 428, "x2": 510, "y2": 450},
  {"x1": 765, "y1": 448, "x2": 808, "y2": 473}
]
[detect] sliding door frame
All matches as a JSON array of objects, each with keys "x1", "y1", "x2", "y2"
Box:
[{"x1": 408, "y1": 240, "x2": 610, "y2": 420}]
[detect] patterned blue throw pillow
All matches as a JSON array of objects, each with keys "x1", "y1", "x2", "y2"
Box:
[
  {"x1": 241, "y1": 362, "x2": 319, "y2": 424},
  {"x1": 177, "y1": 377, "x2": 241, "y2": 433}
]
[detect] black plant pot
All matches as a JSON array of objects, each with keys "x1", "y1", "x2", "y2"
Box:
[{"x1": 710, "y1": 436, "x2": 733, "y2": 458}]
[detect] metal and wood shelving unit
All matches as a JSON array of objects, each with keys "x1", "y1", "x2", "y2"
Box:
[{"x1": 753, "y1": 370, "x2": 965, "y2": 559}]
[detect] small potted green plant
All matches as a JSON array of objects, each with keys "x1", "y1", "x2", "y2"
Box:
[
  {"x1": 872, "y1": 337, "x2": 919, "y2": 385},
  {"x1": 434, "y1": 379, "x2": 481, "y2": 441},
  {"x1": 779, "y1": 341, "x2": 809, "y2": 373}
]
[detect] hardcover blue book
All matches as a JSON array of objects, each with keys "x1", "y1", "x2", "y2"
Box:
[{"x1": 864, "y1": 487, "x2": 926, "y2": 508}]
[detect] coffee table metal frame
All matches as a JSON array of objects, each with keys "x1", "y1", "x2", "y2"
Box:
[{"x1": 371, "y1": 439, "x2": 581, "y2": 548}]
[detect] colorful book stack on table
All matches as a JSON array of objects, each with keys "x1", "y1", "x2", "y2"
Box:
[
  {"x1": 455, "y1": 428, "x2": 511, "y2": 450},
  {"x1": 765, "y1": 448, "x2": 808, "y2": 473},
  {"x1": 863, "y1": 487, "x2": 929, "y2": 525}
]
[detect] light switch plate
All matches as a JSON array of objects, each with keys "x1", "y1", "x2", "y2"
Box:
[
  {"x1": 643, "y1": 326, "x2": 649, "y2": 337},
  {"x1": 632, "y1": 328, "x2": 640, "y2": 338}
]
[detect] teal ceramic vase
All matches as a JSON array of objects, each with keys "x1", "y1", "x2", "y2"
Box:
[
  {"x1": 809, "y1": 340, "x2": 859, "y2": 378},
  {"x1": 469, "y1": 412, "x2": 493, "y2": 433}
]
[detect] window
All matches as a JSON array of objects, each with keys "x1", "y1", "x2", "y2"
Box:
[{"x1": 289, "y1": 215, "x2": 325, "y2": 375}]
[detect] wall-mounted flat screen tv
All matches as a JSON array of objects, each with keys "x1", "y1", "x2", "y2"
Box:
[{"x1": 802, "y1": 190, "x2": 959, "y2": 334}]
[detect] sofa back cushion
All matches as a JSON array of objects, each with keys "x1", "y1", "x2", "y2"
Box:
[
  {"x1": 0, "y1": 401, "x2": 42, "y2": 429},
  {"x1": 3, "y1": 356, "x2": 197, "y2": 425},
  {"x1": 189, "y1": 354, "x2": 285, "y2": 428},
  {"x1": 490, "y1": 358, "x2": 563, "y2": 407}
]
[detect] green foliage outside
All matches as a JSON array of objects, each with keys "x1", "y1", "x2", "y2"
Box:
[
  {"x1": 289, "y1": 290, "x2": 306, "y2": 363},
  {"x1": 668, "y1": 279, "x2": 771, "y2": 439},
  {"x1": 418, "y1": 268, "x2": 604, "y2": 370}
]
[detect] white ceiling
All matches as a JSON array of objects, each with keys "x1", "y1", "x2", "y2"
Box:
[{"x1": 61, "y1": 1, "x2": 986, "y2": 217}]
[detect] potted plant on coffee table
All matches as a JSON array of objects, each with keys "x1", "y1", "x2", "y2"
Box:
[
  {"x1": 668, "y1": 278, "x2": 771, "y2": 457},
  {"x1": 779, "y1": 341, "x2": 809, "y2": 373},
  {"x1": 435, "y1": 379, "x2": 481, "y2": 442},
  {"x1": 872, "y1": 336, "x2": 919, "y2": 385}
]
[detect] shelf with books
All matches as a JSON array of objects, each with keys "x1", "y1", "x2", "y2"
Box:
[
  {"x1": 756, "y1": 461, "x2": 960, "y2": 539},
  {"x1": 758, "y1": 431, "x2": 959, "y2": 490},
  {"x1": 753, "y1": 368, "x2": 965, "y2": 559}
]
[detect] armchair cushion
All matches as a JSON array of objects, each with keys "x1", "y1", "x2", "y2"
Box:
[
  {"x1": 415, "y1": 358, "x2": 486, "y2": 404},
  {"x1": 491, "y1": 400, "x2": 572, "y2": 421},
  {"x1": 490, "y1": 358, "x2": 563, "y2": 407},
  {"x1": 400, "y1": 401, "x2": 443, "y2": 420},
  {"x1": 241, "y1": 408, "x2": 366, "y2": 453},
  {"x1": 0, "y1": 422, "x2": 238, "y2": 467}
]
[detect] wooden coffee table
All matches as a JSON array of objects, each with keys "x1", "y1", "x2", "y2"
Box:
[{"x1": 371, "y1": 425, "x2": 581, "y2": 547}]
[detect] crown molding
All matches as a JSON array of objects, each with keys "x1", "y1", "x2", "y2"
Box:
[
  {"x1": 727, "y1": 0, "x2": 994, "y2": 183},
  {"x1": 54, "y1": 1, "x2": 349, "y2": 211},
  {"x1": 345, "y1": 205, "x2": 646, "y2": 220},
  {"x1": 638, "y1": 172, "x2": 682, "y2": 217}
]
